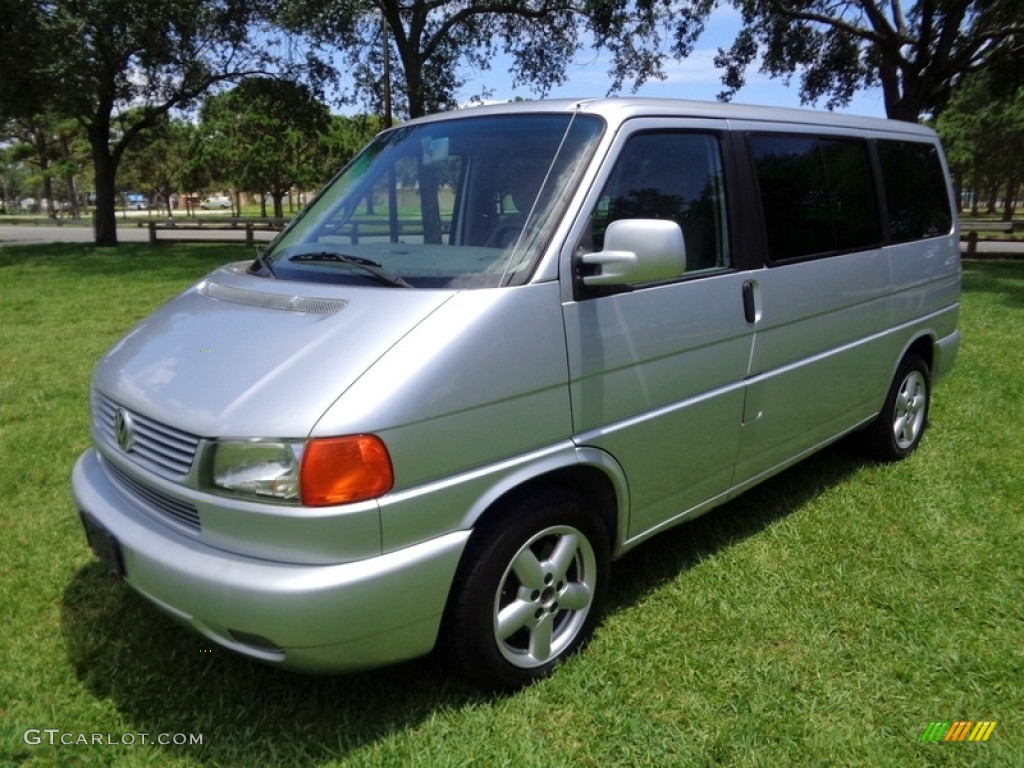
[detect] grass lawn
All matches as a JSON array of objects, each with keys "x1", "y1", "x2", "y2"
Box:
[{"x1": 1, "y1": 244, "x2": 1021, "y2": 767}]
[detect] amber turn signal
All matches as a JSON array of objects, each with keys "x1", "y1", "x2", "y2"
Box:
[{"x1": 300, "y1": 435, "x2": 393, "y2": 506}]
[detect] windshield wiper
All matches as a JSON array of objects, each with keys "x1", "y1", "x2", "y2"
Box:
[{"x1": 288, "y1": 252, "x2": 412, "y2": 288}]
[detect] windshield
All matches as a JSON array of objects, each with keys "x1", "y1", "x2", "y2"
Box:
[{"x1": 263, "y1": 112, "x2": 603, "y2": 288}]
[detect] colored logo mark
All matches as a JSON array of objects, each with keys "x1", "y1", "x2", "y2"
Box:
[{"x1": 920, "y1": 721, "x2": 998, "y2": 742}]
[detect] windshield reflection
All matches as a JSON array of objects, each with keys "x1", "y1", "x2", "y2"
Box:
[{"x1": 265, "y1": 112, "x2": 603, "y2": 289}]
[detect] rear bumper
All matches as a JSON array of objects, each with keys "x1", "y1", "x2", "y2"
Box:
[{"x1": 72, "y1": 448, "x2": 469, "y2": 672}]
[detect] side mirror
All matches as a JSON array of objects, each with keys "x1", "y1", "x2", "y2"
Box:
[{"x1": 579, "y1": 219, "x2": 686, "y2": 287}]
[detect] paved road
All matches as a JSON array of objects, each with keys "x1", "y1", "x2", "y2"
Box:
[{"x1": 0, "y1": 223, "x2": 275, "y2": 246}]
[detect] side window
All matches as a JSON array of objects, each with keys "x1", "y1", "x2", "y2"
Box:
[
  {"x1": 589, "y1": 132, "x2": 730, "y2": 272},
  {"x1": 877, "y1": 140, "x2": 953, "y2": 242},
  {"x1": 751, "y1": 135, "x2": 880, "y2": 262}
]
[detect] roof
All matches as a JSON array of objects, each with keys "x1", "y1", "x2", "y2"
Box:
[{"x1": 406, "y1": 97, "x2": 935, "y2": 138}]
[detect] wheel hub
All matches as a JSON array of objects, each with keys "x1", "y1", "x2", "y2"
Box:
[{"x1": 492, "y1": 525, "x2": 597, "y2": 668}]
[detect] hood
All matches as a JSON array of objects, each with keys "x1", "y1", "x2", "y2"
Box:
[{"x1": 93, "y1": 262, "x2": 454, "y2": 438}]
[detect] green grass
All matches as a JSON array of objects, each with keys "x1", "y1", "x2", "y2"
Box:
[{"x1": 1, "y1": 246, "x2": 1021, "y2": 767}]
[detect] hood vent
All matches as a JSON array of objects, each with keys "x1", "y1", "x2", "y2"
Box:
[{"x1": 202, "y1": 281, "x2": 348, "y2": 314}]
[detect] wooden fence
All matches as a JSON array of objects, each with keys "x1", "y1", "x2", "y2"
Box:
[{"x1": 144, "y1": 218, "x2": 287, "y2": 246}]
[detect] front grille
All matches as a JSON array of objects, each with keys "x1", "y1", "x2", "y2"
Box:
[
  {"x1": 92, "y1": 392, "x2": 200, "y2": 477},
  {"x1": 106, "y1": 460, "x2": 202, "y2": 532}
]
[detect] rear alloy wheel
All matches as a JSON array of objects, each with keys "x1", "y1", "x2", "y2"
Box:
[
  {"x1": 443, "y1": 488, "x2": 609, "y2": 690},
  {"x1": 858, "y1": 353, "x2": 931, "y2": 461}
]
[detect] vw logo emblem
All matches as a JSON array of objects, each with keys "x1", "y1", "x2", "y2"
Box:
[{"x1": 114, "y1": 408, "x2": 135, "y2": 452}]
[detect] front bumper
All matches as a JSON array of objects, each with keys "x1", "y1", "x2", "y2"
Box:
[{"x1": 71, "y1": 448, "x2": 470, "y2": 672}]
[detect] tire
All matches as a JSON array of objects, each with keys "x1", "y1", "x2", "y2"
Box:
[
  {"x1": 441, "y1": 487, "x2": 610, "y2": 691},
  {"x1": 857, "y1": 353, "x2": 931, "y2": 461}
]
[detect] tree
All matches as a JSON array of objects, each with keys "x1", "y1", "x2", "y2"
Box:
[
  {"x1": 1, "y1": 147, "x2": 31, "y2": 213},
  {"x1": 0, "y1": 0, "x2": 283, "y2": 245},
  {"x1": 118, "y1": 116, "x2": 200, "y2": 217},
  {"x1": 318, "y1": 114, "x2": 385, "y2": 174},
  {"x1": 2, "y1": 115, "x2": 89, "y2": 217},
  {"x1": 197, "y1": 78, "x2": 332, "y2": 218},
  {"x1": 280, "y1": 0, "x2": 711, "y2": 119},
  {"x1": 715, "y1": 0, "x2": 1024, "y2": 122},
  {"x1": 937, "y1": 75, "x2": 1024, "y2": 219}
]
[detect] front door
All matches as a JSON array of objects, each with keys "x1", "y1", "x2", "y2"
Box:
[{"x1": 562, "y1": 126, "x2": 755, "y2": 540}]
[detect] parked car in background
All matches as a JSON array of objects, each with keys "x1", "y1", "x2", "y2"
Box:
[
  {"x1": 123, "y1": 192, "x2": 149, "y2": 210},
  {"x1": 200, "y1": 195, "x2": 232, "y2": 210}
]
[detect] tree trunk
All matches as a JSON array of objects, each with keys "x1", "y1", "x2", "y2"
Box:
[
  {"x1": 401, "y1": 48, "x2": 427, "y2": 119},
  {"x1": 970, "y1": 162, "x2": 980, "y2": 216},
  {"x1": 42, "y1": 172, "x2": 56, "y2": 219},
  {"x1": 1003, "y1": 177, "x2": 1018, "y2": 221},
  {"x1": 418, "y1": 160, "x2": 442, "y2": 244},
  {"x1": 65, "y1": 173, "x2": 79, "y2": 219},
  {"x1": 88, "y1": 123, "x2": 119, "y2": 246},
  {"x1": 885, "y1": 82, "x2": 926, "y2": 123}
]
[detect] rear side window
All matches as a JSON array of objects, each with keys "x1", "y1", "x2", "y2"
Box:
[
  {"x1": 751, "y1": 135, "x2": 880, "y2": 262},
  {"x1": 877, "y1": 140, "x2": 953, "y2": 242}
]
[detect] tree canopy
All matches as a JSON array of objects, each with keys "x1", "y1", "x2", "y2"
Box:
[
  {"x1": 280, "y1": 0, "x2": 713, "y2": 119},
  {"x1": 716, "y1": 0, "x2": 1024, "y2": 121},
  {"x1": 6, "y1": 0, "x2": 1023, "y2": 245},
  {"x1": 118, "y1": 116, "x2": 200, "y2": 217},
  {"x1": 2, "y1": 114, "x2": 88, "y2": 217},
  {"x1": 0, "y1": 0, "x2": 283, "y2": 244},
  {"x1": 197, "y1": 78, "x2": 333, "y2": 218},
  {"x1": 937, "y1": 74, "x2": 1024, "y2": 218}
]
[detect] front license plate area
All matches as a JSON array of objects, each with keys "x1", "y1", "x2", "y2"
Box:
[{"x1": 80, "y1": 510, "x2": 125, "y2": 578}]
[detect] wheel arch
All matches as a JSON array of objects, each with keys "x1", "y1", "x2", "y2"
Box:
[
  {"x1": 456, "y1": 447, "x2": 628, "y2": 558},
  {"x1": 901, "y1": 333, "x2": 935, "y2": 377},
  {"x1": 484, "y1": 466, "x2": 620, "y2": 549},
  {"x1": 876, "y1": 332, "x2": 935, "y2": 414}
]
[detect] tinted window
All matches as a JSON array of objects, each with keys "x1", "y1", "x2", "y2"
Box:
[
  {"x1": 751, "y1": 136, "x2": 880, "y2": 261},
  {"x1": 587, "y1": 132, "x2": 730, "y2": 272},
  {"x1": 877, "y1": 140, "x2": 953, "y2": 242}
]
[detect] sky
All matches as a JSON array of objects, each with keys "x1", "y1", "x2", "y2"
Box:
[{"x1": 455, "y1": 5, "x2": 888, "y2": 119}]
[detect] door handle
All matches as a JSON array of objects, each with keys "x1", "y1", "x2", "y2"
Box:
[{"x1": 742, "y1": 280, "x2": 757, "y2": 324}]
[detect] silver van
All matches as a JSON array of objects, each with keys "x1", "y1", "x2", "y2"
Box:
[{"x1": 73, "y1": 98, "x2": 960, "y2": 690}]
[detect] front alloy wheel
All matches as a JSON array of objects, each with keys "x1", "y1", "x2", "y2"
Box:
[
  {"x1": 493, "y1": 524, "x2": 598, "y2": 669},
  {"x1": 442, "y1": 487, "x2": 610, "y2": 690}
]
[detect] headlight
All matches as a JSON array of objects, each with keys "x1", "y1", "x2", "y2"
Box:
[
  {"x1": 209, "y1": 440, "x2": 301, "y2": 502},
  {"x1": 206, "y1": 435, "x2": 393, "y2": 506}
]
